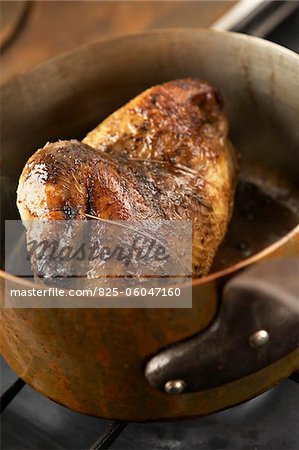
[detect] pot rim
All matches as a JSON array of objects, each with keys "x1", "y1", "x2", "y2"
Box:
[
  {"x1": 1, "y1": 27, "x2": 299, "y2": 88},
  {"x1": 1, "y1": 225, "x2": 298, "y2": 290}
]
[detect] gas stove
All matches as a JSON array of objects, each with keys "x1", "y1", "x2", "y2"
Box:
[
  {"x1": 1, "y1": 358, "x2": 299, "y2": 450},
  {"x1": 1, "y1": 5, "x2": 299, "y2": 450}
]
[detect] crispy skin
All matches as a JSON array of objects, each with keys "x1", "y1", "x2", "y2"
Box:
[{"x1": 17, "y1": 79, "x2": 237, "y2": 276}]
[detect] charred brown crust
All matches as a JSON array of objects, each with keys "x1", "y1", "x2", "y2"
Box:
[{"x1": 17, "y1": 79, "x2": 237, "y2": 276}]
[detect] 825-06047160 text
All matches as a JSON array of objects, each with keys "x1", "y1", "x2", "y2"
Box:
[{"x1": 10, "y1": 286, "x2": 182, "y2": 297}]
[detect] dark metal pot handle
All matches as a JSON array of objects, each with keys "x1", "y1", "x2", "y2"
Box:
[{"x1": 145, "y1": 258, "x2": 299, "y2": 394}]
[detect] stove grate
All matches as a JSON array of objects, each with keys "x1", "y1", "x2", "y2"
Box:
[
  {"x1": 0, "y1": 377, "x2": 25, "y2": 414},
  {"x1": 1, "y1": 374, "x2": 298, "y2": 449},
  {"x1": 0, "y1": 377, "x2": 128, "y2": 449},
  {"x1": 89, "y1": 421, "x2": 128, "y2": 450}
]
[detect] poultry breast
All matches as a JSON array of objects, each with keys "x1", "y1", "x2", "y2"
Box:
[{"x1": 17, "y1": 78, "x2": 237, "y2": 276}]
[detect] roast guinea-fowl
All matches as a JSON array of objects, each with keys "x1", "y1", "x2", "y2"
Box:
[{"x1": 17, "y1": 78, "x2": 237, "y2": 276}]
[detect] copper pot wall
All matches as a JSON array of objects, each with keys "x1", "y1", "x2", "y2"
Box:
[{"x1": 0, "y1": 29, "x2": 298, "y2": 420}]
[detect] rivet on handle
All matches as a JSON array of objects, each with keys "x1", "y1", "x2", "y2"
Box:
[
  {"x1": 249, "y1": 330, "x2": 270, "y2": 348},
  {"x1": 164, "y1": 379, "x2": 186, "y2": 394}
]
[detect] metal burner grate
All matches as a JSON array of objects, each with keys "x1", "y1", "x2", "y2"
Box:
[
  {"x1": 0, "y1": 378, "x2": 127, "y2": 449},
  {"x1": 1, "y1": 374, "x2": 298, "y2": 449}
]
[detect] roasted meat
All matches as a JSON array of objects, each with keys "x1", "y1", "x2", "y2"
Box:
[{"x1": 17, "y1": 78, "x2": 237, "y2": 276}]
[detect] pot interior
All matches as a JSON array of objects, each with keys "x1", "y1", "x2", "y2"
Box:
[{"x1": 1, "y1": 30, "x2": 298, "y2": 274}]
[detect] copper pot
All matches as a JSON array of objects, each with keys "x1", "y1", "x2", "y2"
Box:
[{"x1": 1, "y1": 29, "x2": 298, "y2": 421}]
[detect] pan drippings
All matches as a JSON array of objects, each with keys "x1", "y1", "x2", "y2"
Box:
[{"x1": 211, "y1": 175, "x2": 298, "y2": 272}]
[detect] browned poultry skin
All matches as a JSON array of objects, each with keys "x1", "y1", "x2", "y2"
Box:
[{"x1": 17, "y1": 79, "x2": 237, "y2": 276}]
